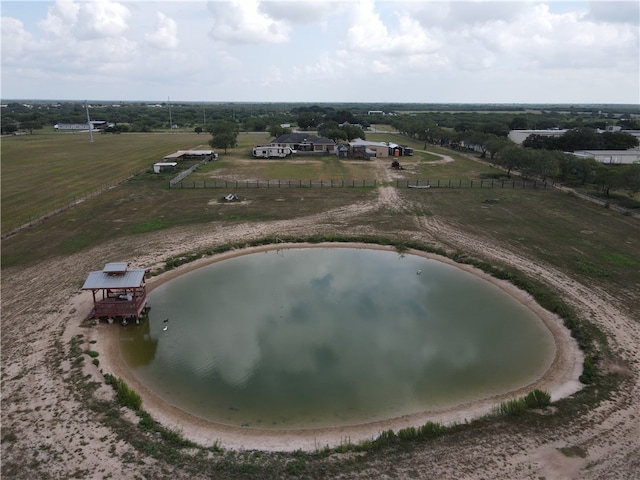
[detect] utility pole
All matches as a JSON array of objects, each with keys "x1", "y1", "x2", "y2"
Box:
[
  {"x1": 85, "y1": 100, "x2": 94, "y2": 142},
  {"x1": 168, "y1": 96, "x2": 173, "y2": 131}
]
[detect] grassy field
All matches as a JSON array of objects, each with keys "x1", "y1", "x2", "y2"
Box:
[
  {"x1": 1, "y1": 132, "x2": 208, "y2": 234},
  {"x1": 2, "y1": 131, "x2": 639, "y2": 314}
]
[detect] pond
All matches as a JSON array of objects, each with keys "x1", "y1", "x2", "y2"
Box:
[{"x1": 120, "y1": 247, "x2": 555, "y2": 429}]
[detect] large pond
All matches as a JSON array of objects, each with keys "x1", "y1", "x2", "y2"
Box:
[{"x1": 120, "y1": 247, "x2": 555, "y2": 429}]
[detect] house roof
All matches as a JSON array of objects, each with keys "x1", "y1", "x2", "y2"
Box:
[
  {"x1": 273, "y1": 133, "x2": 335, "y2": 145},
  {"x1": 82, "y1": 264, "x2": 146, "y2": 290},
  {"x1": 350, "y1": 139, "x2": 389, "y2": 148}
]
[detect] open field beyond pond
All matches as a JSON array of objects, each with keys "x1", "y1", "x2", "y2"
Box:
[{"x1": 1, "y1": 132, "x2": 639, "y2": 479}]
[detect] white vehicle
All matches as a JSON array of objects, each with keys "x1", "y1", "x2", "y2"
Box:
[{"x1": 252, "y1": 145, "x2": 294, "y2": 158}]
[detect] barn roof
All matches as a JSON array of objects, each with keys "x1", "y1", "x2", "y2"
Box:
[{"x1": 82, "y1": 264, "x2": 146, "y2": 290}]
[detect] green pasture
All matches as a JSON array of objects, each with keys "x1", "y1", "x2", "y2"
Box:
[
  {"x1": 400, "y1": 187, "x2": 640, "y2": 304},
  {"x1": 2, "y1": 131, "x2": 639, "y2": 318},
  {"x1": 1, "y1": 132, "x2": 207, "y2": 233}
]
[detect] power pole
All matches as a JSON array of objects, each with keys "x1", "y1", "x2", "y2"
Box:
[{"x1": 85, "y1": 100, "x2": 94, "y2": 142}]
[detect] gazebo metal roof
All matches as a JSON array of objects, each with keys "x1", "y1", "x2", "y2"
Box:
[{"x1": 82, "y1": 264, "x2": 146, "y2": 290}]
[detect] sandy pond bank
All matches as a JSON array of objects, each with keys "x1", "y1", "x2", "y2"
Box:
[{"x1": 88, "y1": 242, "x2": 584, "y2": 452}]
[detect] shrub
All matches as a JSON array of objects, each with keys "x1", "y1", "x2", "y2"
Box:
[
  {"x1": 524, "y1": 389, "x2": 551, "y2": 409},
  {"x1": 104, "y1": 374, "x2": 142, "y2": 411},
  {"x1": 496, "y1": 398, "x2": 527, "y2": 416},
  {"x1": 579, "y1": 354, "x2": 598, "y2": 384}
]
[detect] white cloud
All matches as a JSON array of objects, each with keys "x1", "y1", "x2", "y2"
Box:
[
  {"x1": 467, "y1": 3, "x2": 639, "y2": 72},
  {"x1": 346, "y1": 0, "x2": 440, "y2": 56},
  {"x1": 259, "y1": 1, "x2": 336, "y2": 25},
  {"x1": 207, "y1": 0, "x2": 290, "y2": 44},
  {"x1": 145, "y1": 12, "x2": 179, "y2": 50},
  {"x1": 1, "y1": 17, "x2": 36, "y2": 63},
  {"x1": 585, "y1": 1, "x2": 640, "y2": 25},
  {"x1": 40, "y1": 0, "x2": 130, "y2": 40},
  {"x1": 1, "y1": 1, "x2": 638, "y2": 103}
]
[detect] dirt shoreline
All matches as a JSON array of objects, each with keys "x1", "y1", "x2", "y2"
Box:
[{"x1": 87, "y1": 242, "x2": 584, "y2": 452}]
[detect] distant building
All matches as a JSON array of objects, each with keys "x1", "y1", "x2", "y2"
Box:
[
  {"x1": 509, "y1": 128, "x2": 640, "y2": 147},
  {"x1": 571, "y1": 150, "x2": 640, "y2": 165},
  {"x1": 508, "y1": 129, "x2": 567, "y2": 145},
  {"x1": 54, "y1": 120, "x2": 108, "y2": 131}
]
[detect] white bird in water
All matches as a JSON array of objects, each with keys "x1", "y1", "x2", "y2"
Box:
[
  {"x1": 163, "y1": 325, "x2": 168, "y2": 331},
  {"x1": 416, "y1": 269, "x2": 422, "y2": 275}
]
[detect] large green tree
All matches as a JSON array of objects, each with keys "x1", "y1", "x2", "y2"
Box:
[
  {"x1": 208, "y1": 120, "x2": 239, "y2": 154},
  {"x1": 495, "y1": 145, "x2": 523, "y2": 176}
]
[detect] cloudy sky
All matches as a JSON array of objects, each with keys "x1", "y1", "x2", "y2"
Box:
[{"x1": 1, "y1": 0, "x2": 638, "y2": 104}]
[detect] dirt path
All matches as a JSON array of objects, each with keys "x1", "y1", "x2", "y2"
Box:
[{"x1": 2, "y1": 188, "x2": 639, "y2": 479}]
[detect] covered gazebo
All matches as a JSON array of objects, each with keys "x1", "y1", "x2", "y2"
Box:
[{"x1": 82, "y1": 262, "x2": 148, "y2": 321}]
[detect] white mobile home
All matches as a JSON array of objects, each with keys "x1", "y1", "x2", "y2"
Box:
[{"x1": 252, "y1": 145, "x2": 294, "y2": 158}]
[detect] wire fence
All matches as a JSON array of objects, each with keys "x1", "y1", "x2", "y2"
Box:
[
  {"x1": 169, "y1": 178, "x2": 551, "y2": 189},
  {"x1": 170, "y1": 179, "x2": 379, "y2": 189},
  {"x1": 397, "y1": 179, "x2": 551, "y2": 189}
]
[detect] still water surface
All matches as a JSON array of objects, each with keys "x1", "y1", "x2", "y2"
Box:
[{"x1": 120, "y1": 248, "x2": 555, "y2": 429}]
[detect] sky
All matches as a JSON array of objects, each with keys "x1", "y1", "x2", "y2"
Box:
[{"x1": 1, "y1": 0, "x2": 639, "y2": 104}]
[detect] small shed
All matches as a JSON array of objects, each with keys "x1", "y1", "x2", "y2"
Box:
[
  {"x1": 82, "y1": 263, "x2": 148, "y2": 320},
  {"x1": 153, "y1": 162, "x2": 178, "y2": 173}
]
